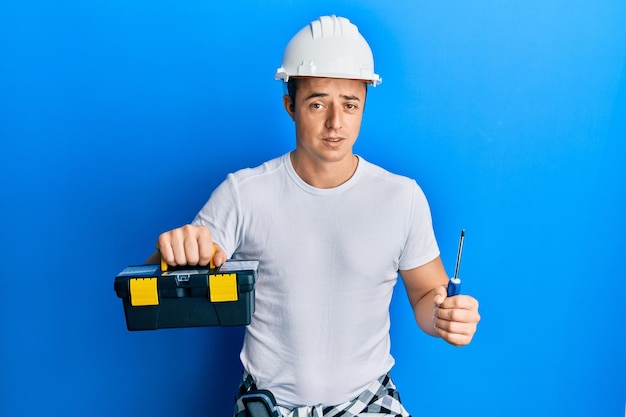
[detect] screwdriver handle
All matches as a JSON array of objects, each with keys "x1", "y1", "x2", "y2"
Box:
[{"x1": 447, "y1": 277, "x2": 462, "y2": 297}]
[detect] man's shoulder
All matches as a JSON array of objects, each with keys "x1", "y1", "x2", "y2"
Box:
[
  {"x1": 228, "y1": 153, "x2": 288, "y2": 184},
  {"x1": 359, "y1": 157, "x2": 416, "y2": 188}
]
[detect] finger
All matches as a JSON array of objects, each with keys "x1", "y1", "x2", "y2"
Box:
[
  {"x1": 156, "y1": 224, "x2": 224, "y2": 267},
  {"x1": 185, "y1": 224, "x2": 220, "y2": 266},
  {"x1": 211, "y1": 245, "x2": 228, "y2": 267},
  {"x1": 165, "y1": 225, "x2": 198, "y2": 266},
  {"x1": 441, "y1": 294, "x2": 479, "y2": 310},
  {"x1": 182, "y1": 238, "x2": 200, "y2": 265},
  {"x1": 436, "y1": 315, "x2": 477, "y2": 339},
  {"x1": 437, "y1": 305, "x2": 481, "y2": 324},
  {"x1": 197, "y1": 241, "x2": 215, "y2": 266},
  {"x1": 433, "y1": 285, "x2": 447, "y2": 306},
  {"x1": 195, "y1": 226, "x2": 221, "y2": 266},
  {"x1": 157, "y1": 231, "x2": 181, "y2": 266},
  {"x1": 436, "y1": 325, "x2": 475, "y2": 347},
  {"x1": 435, "y1": 314, "x2": 474, "y2": 334},
  {"x1": 167, "y1": 226, "x2": 194, "y2": 266}
]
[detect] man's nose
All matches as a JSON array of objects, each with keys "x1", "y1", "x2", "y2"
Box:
[{"x1": 325, "y1": 105, "x2": 342, "y2": 130}]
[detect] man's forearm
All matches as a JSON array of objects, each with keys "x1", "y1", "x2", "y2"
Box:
[{"x1": 414, "y1": 287, "x2": 440, "y2": 337}]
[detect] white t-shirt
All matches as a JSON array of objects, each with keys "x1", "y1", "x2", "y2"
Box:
[{"x1": 193, "y1": 153, "x2": 439, "y2": 408}]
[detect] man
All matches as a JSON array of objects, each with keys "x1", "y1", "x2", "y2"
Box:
[{"x1": 149, "y1": 15, "x2": 480, "y2": 416}]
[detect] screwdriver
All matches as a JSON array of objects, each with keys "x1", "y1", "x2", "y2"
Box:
[{"x1": 447, "y1": 229, "x2": 464, "y2": 297}]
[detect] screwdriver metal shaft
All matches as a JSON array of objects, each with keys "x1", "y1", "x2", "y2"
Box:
[{"x1": 447, "y1": 229, "x2": 464, "y2": 297}]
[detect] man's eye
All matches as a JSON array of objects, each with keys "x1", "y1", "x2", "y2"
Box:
[
  {"x1": 310, "y1": 103, "x2": 323, "y2": 110},
  {"x1": 345, "y1": 103, "x2": 357, "y2": 110}
]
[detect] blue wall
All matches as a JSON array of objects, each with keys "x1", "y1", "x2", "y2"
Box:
[{"x1": 1, "y1": 1, "x2": 624, "y2": 416}]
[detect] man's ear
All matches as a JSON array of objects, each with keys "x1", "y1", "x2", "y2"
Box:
[{"x1": 283, "y1": 94, "x2": 295, "y2": 121}]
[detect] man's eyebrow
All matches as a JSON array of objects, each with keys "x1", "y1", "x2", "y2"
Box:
[
  {"x1": 304, "y1": 92, "x2": 361, "y2": 101},
  {"x1": 304, "y1": 92, "x2": 328, "y2": 101}
]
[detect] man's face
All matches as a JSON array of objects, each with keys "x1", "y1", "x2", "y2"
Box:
[{"x1": 284, "y1": 77, "x2": 366, "y2": 165}]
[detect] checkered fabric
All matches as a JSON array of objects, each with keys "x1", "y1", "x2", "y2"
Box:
[{"x1": 234, "y1": 372, "x2": 412, "y2": 417}]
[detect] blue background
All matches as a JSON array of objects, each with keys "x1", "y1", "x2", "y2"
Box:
[{"x1": 1, "y1": 1, "x2": 624, "y2": 416}]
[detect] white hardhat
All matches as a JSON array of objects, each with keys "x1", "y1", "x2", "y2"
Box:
[{"x1": 275, "y1": 15, "x2": 382, "y2": 86}]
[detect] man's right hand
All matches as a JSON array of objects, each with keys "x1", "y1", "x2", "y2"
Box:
[{"x1": 155, "y1": 224, "x2": 227, "y2": 267}]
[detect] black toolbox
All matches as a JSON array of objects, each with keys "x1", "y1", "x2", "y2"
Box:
[{"x1": 114, "y1": 259, "x2": 257, "y2": 330}]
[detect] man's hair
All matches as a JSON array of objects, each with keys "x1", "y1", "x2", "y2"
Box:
[{"x1": 287, "y1": 78, "x2": 299, "y2": 110}]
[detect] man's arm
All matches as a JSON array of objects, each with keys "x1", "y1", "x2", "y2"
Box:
[{"x1": 400, "y1": 256, "x2": 480, "y2": 346}]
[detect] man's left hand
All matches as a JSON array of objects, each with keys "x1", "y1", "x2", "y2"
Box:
[{"x1": 433, "y1": 286, "x2": 480, "y2": 346}]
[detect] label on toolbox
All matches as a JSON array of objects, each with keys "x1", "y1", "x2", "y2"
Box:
[
  {"x1": 118, "y1": 265, "x2": 160, "y2": 276},
  {"x1": 161, "y1": 269, "x2": 210, "y2": 276},
  {"x1": 218, "y1": 260, "x2": 259, "y2": 272}
]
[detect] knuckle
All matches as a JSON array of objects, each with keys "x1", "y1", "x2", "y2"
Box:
[
  {"x1": 436, "y1": 326, "x2": 445, "y2": 338},
  {"x1": 446, "y1": 321, "x2": 458, "y2": 334},
  {"x1": 157, "y1": 232, "x2": 170, "y2": 247},
  {"x1": 167, "y1": 229, "x2": 183, "y2": 246},
  {"x1": 181, "y1": 224, "x2": 196, "y2": 236},
  {"x1": 434, "y1": 317, "x2": 444, "y2": 330},
  {"x1": 198, "y1": 248, "x2": 213, "y2": 263},
  {"x1": 434, "y1": 318, "x2": 444, "y2": 331},
  {"x1": 173, "y1": 253, "x2": 186, "y2": 266},
  {"x1": 450, "y1": 308, "x2": 467, "y2": 323}
]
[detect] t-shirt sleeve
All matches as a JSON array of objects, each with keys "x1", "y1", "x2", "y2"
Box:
[
  {"x1": 397, "y1": 181, "x2": 440, "y2": 271},
  {"x1": 191, "y1": 174, "x2": 240, "y2": 258}
]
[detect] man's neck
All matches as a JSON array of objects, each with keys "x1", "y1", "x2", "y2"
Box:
[{"x1": 290, "y1": 151, "x2": 359, "y2": 189}]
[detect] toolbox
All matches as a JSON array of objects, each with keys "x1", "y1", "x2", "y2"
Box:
[{"x1": 114, "y1": 259, "x2": 258, "y2": 331}]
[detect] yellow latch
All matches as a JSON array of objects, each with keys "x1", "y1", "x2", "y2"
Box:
[
  {"x1": 209, "y1": 273, "x2": 238, "y2": 302},
  {"x1": 130, "y1": 277, "x2": 159, "y2": 306}
]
